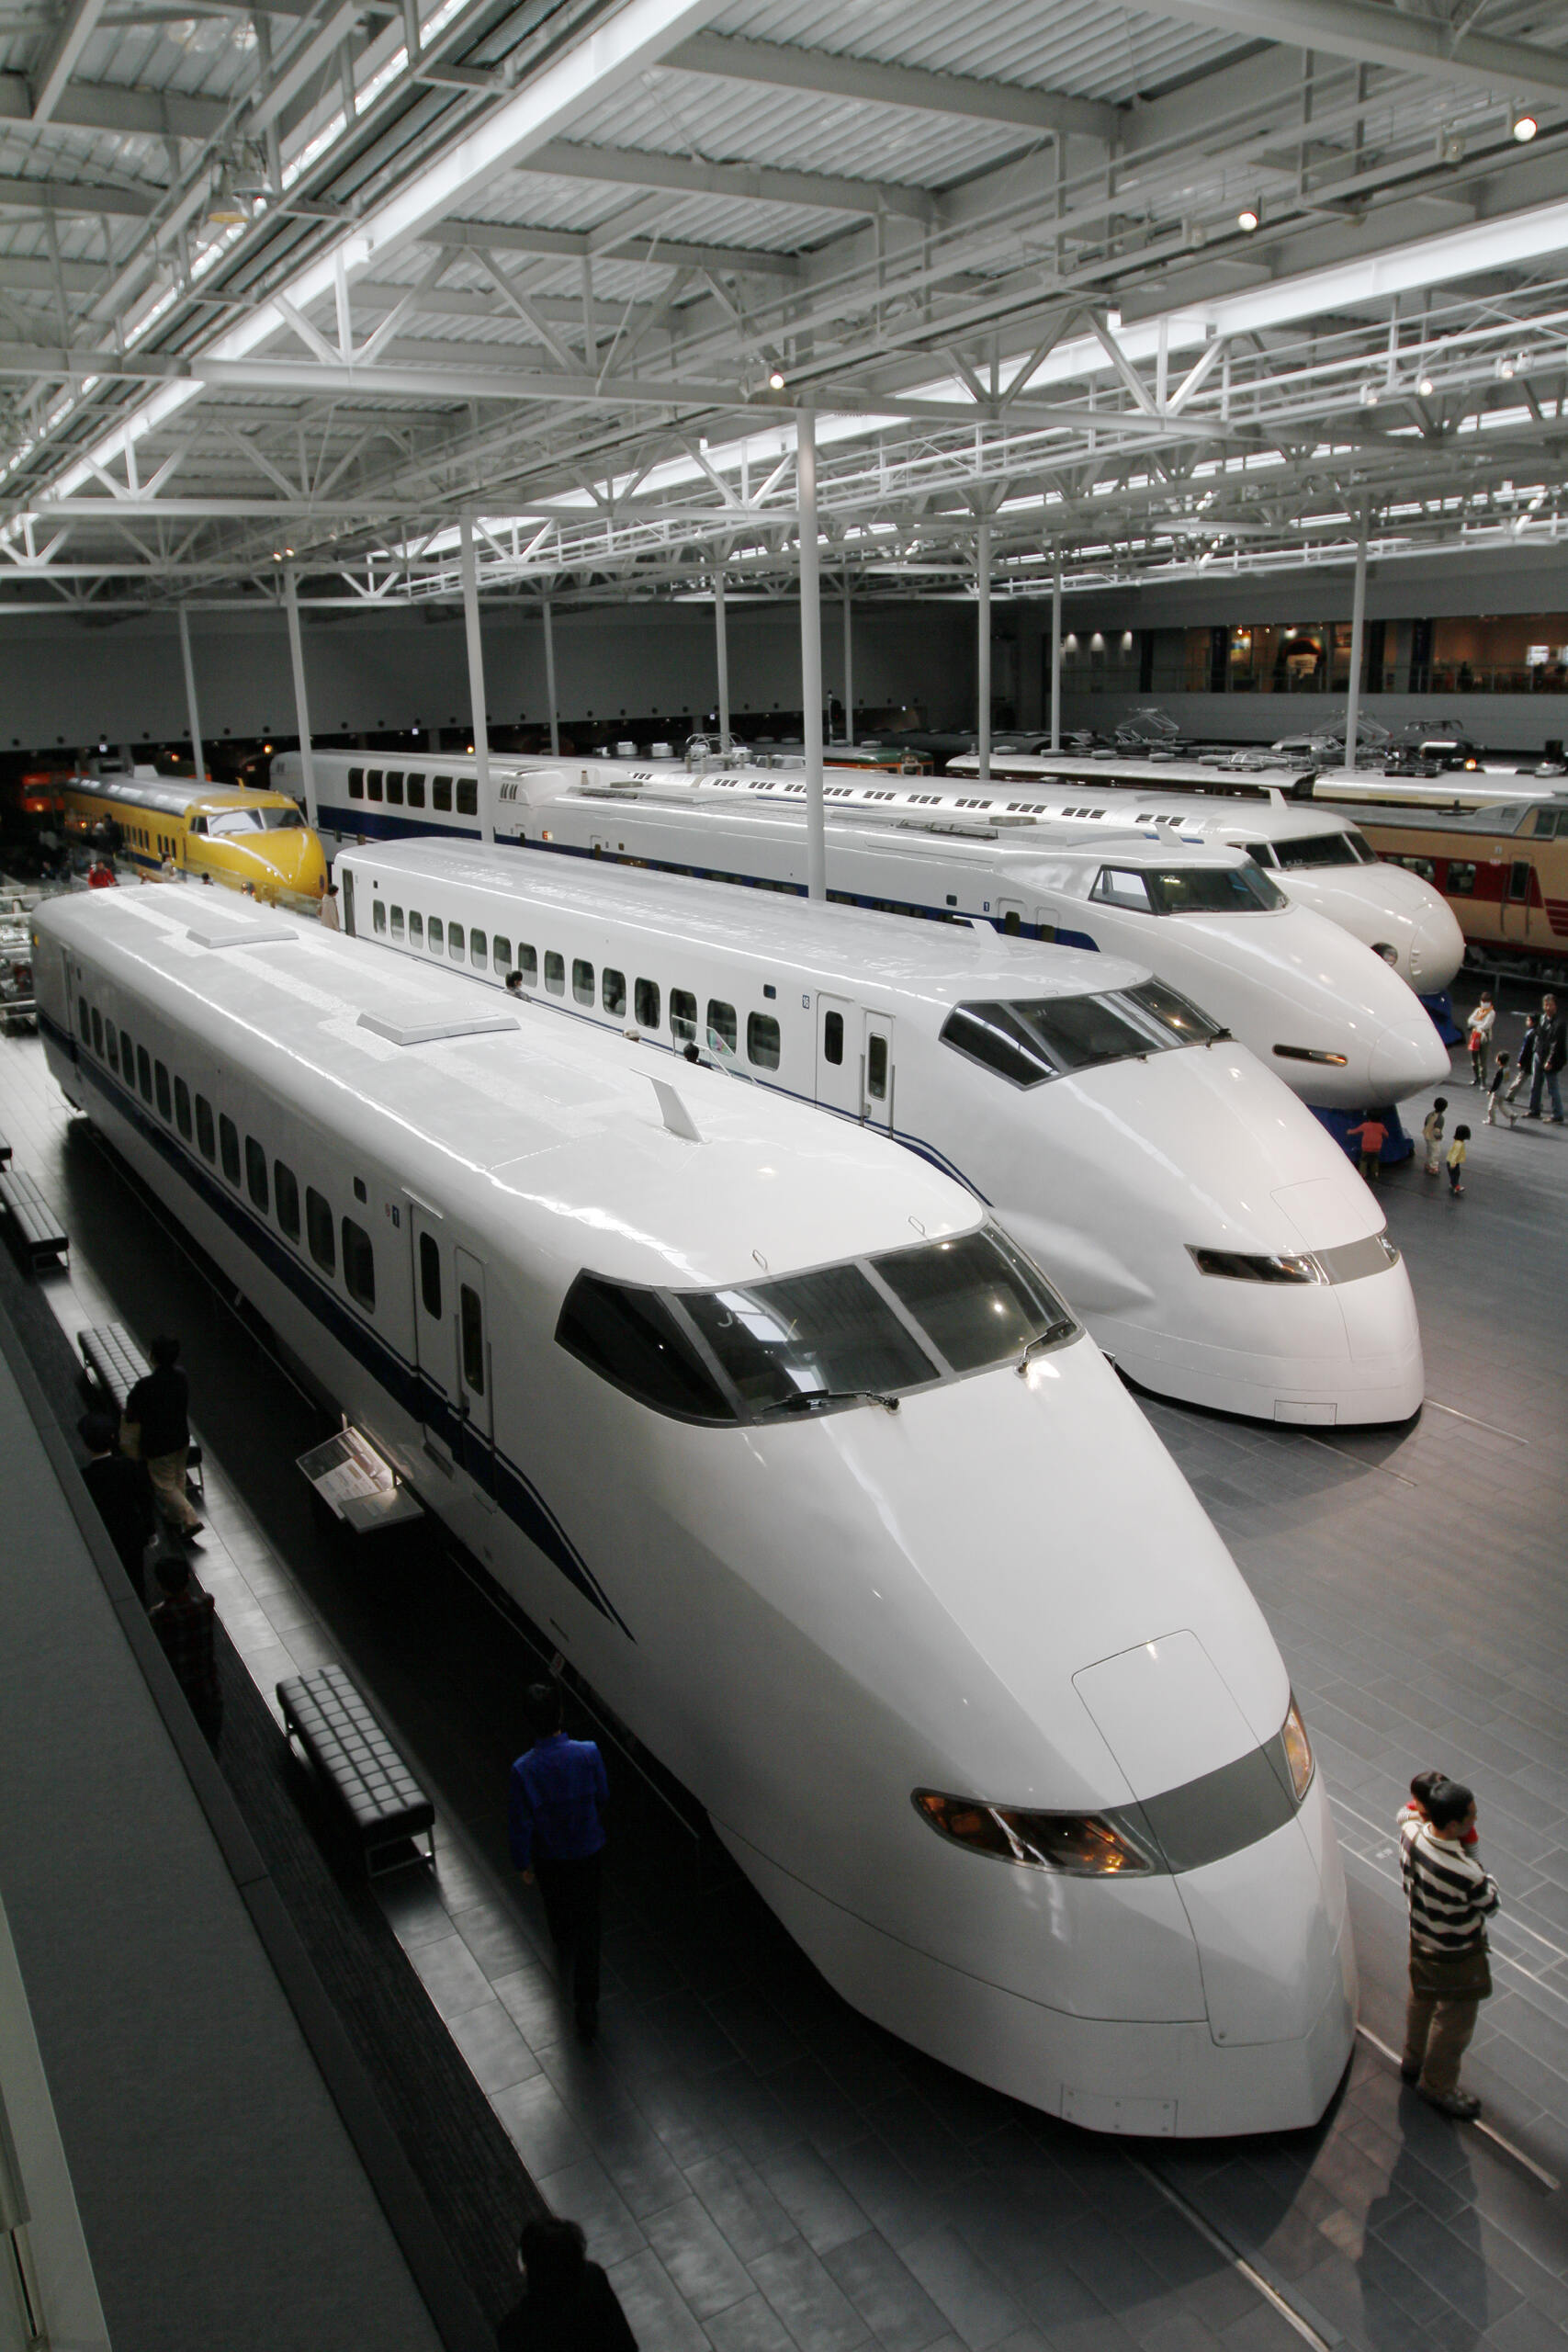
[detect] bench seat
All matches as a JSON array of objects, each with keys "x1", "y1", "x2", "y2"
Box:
[
  {"x1": 0, "y1": 1166, "x2": 67, "y2": 1268},
  {"x1": 277, "y1": 1665, "x2": 434, "y2": 1875}
]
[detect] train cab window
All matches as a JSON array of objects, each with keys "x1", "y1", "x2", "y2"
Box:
[
  {"x1": 78, "y1": 995, "x2": 89, "y2": 1041},
  {"x1": 747, "y1": 1012, "x2": 781, "y2": 1069},
  {"x1": 419, "y1": 1233, "x2": 441, "y2": 1318},
  {"x1": 390, "y1": 907, "x2": 405, "y2": 942},
  {"x1": 471, "y1": 930, "x2": 488, "y2": 969},
  {"x1": 545, "y1": 951, "x2": 565, "y2": 996},
  {"x1": 603, "y1": 967, "x2": 626, "y2": 1017},
  {"x1": 219, "y1": 1114, "x2": 241, "y2": 1186},
  {"x1": 556, "y1": 1274, "x2": 735, "y2": 1422},
  {"x1": 457, "y1": 779, "x2": 478, "y2": 817},
  {"x1": 707, "y1": 1000, "x2": 738, "y2": 1056},
  {"x1": 1446, "y1": 860, "x2": 1477, "y2": 896},
  {"x1": 342, "y1": 1218, "x2": 376, "y2": 1312},
  {"x1": 492, "y1": 936, "x2": 512, "y2": 975},
  {"x1": 1530, "y1": 807, "x2": 1562, "y2": 837},
  {"x1": 573, "y1": 957, "x2": 594, "y2": 1006},
  {"x1": 307, "y1": 1187, "x2": 335, "y2": 1273},
  {"x1": 245, "y1": 1136, "x2": 268, "y2": 1212},
  {"x1": 196, "y1": 1096, "x2": 215, "y2": 1160},
  {"x1": 519, "y1": 944, "x2": 538, "y2": 986},
  {"x1": 867, "y1": 1034, "x2": 888, "y2": 1101},
  {"x1": 275, "y1": 1160, "x2": 299, "y2": 1240},
  {"x1": 175, "y1": 1078, "x2": 192, "y2": 1140},
  {"x1": 154, "y1": 1061, "x2": 172, "y2": 1121},
  {"x1": 136, "y1": 1046, "x2": 152, "y2": 1102},
  {"x1": 823, "y1": 1011, "x2": 844, "y2": 1065},
  {"x1": 433, "y1": 777, "x2": 453, "y2": 812},
  {"x1": 872, "y1": 1226, "x2": 1075, "y2": 1376},
  {"x1": 90, "y1": 1007, "x2": 103, "y2": 1055},
  {"x1": 406, "y1": 775, "x2": 426, "y2": 808},
  {"x1": 635, "y1": 978, "x2": 660, "y2": 1028},
  {"x1": 428, "y1": 917, "x2": 444, "y2": 953},
  {"x1": 367, "y1": 770, "x2": 384, "y2": 801},
  {"x1": 385, "y1": 772, "x2": 404, "y2": 806},
  {"x1": 373, "y1": 899, "x2": 387, "y2": 935},
  {"x1": 671, "y1": 989, "x2": 697, "y2": 1045},
  {"x1": 448, "y1": 923, "x2": 466, "y2": 962},
  {"x1": 347, "y1": 767, "x2": 365, "y2": 798},
  {"x1": 459, "y1": 1284, "x2": 484, "y2": 1391},
  {"x1": 409, "y1": 912, "x2": 423, "y2": 947},
  {"x1": 1091, "y1": 866, "x2": 1153, "y2": 911}
]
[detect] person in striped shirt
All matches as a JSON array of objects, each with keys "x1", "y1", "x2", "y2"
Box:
[{"x1": 1399, "y1": 1775, "x2": 1499, "y2": 2119}]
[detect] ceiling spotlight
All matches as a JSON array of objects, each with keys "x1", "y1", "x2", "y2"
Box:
[
  {"x1": 1417, "y1": 373, "x2": 1435, "y2": 396},
  {"x1": 766, "y1": 365, "x2": 786, "y2": 391},
  {"x1": 1498, "y1": 356, "x2": 1516, "y2": 379},
  {"x1": 206, "y1": 165, "x2": 248, "y2": 226},
  {"x1": 1512, "y1": 110, "x2": 1539, "y2": 142},
  {"x1": 1105, "y1": 306, "x2": 1122, "y2": 331},
  {"x1": 1236, "y1": 203, "x2": 1260, "y2": 232},
  {"x1": 1360, "y1": 383, "x2": 1380, "y2": 407}
]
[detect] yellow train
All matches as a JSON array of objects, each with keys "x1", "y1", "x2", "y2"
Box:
[{"x1": 57, "y1": 769, "x2": 327, "y2": 906}]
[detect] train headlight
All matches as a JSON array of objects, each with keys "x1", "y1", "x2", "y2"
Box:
[
  {"x1": 1188, "y1": 1247, "x2": 1325, "y2": 1284},
  {"x1": 1272, "y1": 1045, "x2": 1349, "y2": 1067},
  {"x1": 913, "y1": 1791, "x2": 1153, "y2": 1876},
  {"x1": 1281, "y1": 1699, "x2": 1314, "y2": 1801}
]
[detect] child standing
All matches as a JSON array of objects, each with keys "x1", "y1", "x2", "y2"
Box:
[
  {"x1": 1447, "y1": 1123, "x2": 1471, "y2": 1196},
  {"x1": 1422, "y1": 1095, "x2": 1449, "y2": 1176},
  {"x1": 1485, "y1": 1055, "x2": 1516, "y2": 1126},
  {"x1": 1507, "y1": 1017, "x2": 1538, "y2": 1105},
  {"x1": 1467, "y1": 993, "x2": 1495, "y2": 1088},
  {"x1": 1346, "y1": 1112, "x2": 1389, "y2": 1182}
]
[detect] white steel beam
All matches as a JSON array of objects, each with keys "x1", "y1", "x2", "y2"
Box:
[
  {"x1": 519, "y1": 139, "x2": 936, "y2": 226},
  {"x1": 458, "y1": 510, "x2": 492, "y2": 841},
  {"x1": 283, "y1": 564, "x2": 317, "y2": 831},
  {"x1": 797, "y1": 406, "x2": 824, "y2": 902},
  {"x1": 1135, "y1": 0, "x2": 1568, "y2": 100},
  {"x1": 0, "y1": 73, "x2": 228, "y2": 137},
  {"x1": 664, "y1": 32, "x2": 1119, "y2": 143},
  {"x1": 30, "y1": 0, "x2": 109, "y2": 123},
  {"x1": 424, "y1": 216, "x2": 799, "y2": 278},
  {"x1": 0, "y1": 172, "x2": 154, "y2": 214}
]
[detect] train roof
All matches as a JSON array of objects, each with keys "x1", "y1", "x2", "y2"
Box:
[
  {"x1": 67, "y1": 772, "x2": 300, "y2": 820},
  {"x1": 39, "y1": 888, "x2": 981, "y2": 1289},
  {"x1": 945, "y1": 754, "x2": 1322, "y2": 802}
]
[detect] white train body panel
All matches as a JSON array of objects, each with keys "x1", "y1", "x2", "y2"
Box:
[
  {"x1": 32, "y1": 887, "x2": 1355, "y2": 2134},
  {"x1": 336, "y1": 840, "x2": 1423, "y2": 1424},
  {"x1": 281, "y1": 749, "x2": 1449, "y2": 1108},
  {"x1": 941, "y1": 753, "x2": 1465, "y2": 992}
]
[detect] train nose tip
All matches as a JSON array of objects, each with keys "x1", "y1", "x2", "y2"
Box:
[
  {"x1": 1407, "y1": 908, "x2": 1466, "y2": 993},
  {"x1": 1371, "y1": 1018, "x2": 1450, "y2": 1099}
]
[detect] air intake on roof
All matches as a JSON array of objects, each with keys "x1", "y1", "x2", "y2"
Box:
[
  {"x1": 355, "y1": 1010, "x2": 519, "y2": 1047},
  {"x1": 186, "y1": 921, "x2": 296, "y2": 949}
]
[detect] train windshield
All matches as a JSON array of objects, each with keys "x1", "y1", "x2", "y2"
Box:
[
  {"x1": 941, "y1": 981, "x2": 1224, "y2": 1087},
  {"x1": 557, "y1": 1226, "x2": 1076, "y2": 1422},
  {"x1": 1270, "y1": 831, "x2": 1375, "y2": 870},
  {"x1": 205, "y1": 805, "x2": 304, "y2": 836},
  {"x1": 1142, "y1": 863, "x2": 1286, "y2": 913}
]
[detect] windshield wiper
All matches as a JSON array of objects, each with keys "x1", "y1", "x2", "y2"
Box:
[
  {"x1": 765, "y1": 1385, "x2": 901, "y2": 1416},
  {"x1": 1016, "y1": 1321, "x2": 1076, "y2": 1374},
  {"x1": 1204, "y1": 1026, "x2": 1235, "y2": 1046}
]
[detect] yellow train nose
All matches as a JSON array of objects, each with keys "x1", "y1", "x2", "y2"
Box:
[{"x1": 230, "y1": 824, "x2": 328, "y2": 905}]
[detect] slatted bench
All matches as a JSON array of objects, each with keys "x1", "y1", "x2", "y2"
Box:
[
  {"x1": 76, "y1": 1322, "x2": 203, "y2": 1491},
  {"x1": 277, "y1": 1665, "x2": 435, "y2": 1876},
  {"x1": 0, "y1": 1166, "x2": 67, "y2": 1269},
  {"x1": 0, "y1": 1135, "x2": 11, "y2": 1164}
]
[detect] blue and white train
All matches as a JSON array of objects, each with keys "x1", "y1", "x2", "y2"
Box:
[
  {"x1": 336, "y1": 839, "x2": 1424, "y2": 1426},
  {"x1": 33, "y1": 886, "x2": 1356, "y2": 2136}
]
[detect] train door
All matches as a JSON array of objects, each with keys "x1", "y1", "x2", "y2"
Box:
[
  {"x1": 995, "y1": 897, "x2": 1027, "y2": 936},
  {"x1": 815, "y1": 993, "x2": 860, "y2": 1116},
  {"x1": 863, "y1": 1013, "x2": 895, "y2": 1131},
  {"x1": 341, "y1": 866, "x2": 356, "y2": 935},
  {"x1": 454, "y1": 1246, "x2": 496, "y2": 1499},
  {"x1": 410, "y1": 1204, "x2": 457, "y2": 1464},
  {"x1": 1502, "y1": 857, "x2": 1533, "y2": 944}
]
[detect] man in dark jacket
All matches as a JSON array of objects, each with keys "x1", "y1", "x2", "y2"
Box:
[
  {"x1": 508, "y1": 1682, "x2": 607, "y2": 2042},
  {"x1": 1527, "y1": 992, "x2": 1565, "y2": 1123},
  {"x1": 78, "y1": 1410, "x2": 156, "y2": 1602},
  {"x1": 496, "y1": 2217, "x2": 635, "y2": 2352},
  {"x1": 123, "y1": 1335, "x2": 203, "y2": 1540},
  {"x1": 148, "y1": 1555, "x2": 222, "y2": 1750}
]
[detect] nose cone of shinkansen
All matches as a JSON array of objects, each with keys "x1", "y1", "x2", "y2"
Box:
[
  {"x1": 229, "y1": 823, "x2": 328, "y2": 905},
  {"x1": 1292, "y1": 865, "x2": 1465, "y2": 993}
]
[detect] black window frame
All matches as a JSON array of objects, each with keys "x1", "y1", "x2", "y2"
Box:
[{"x1": 747, "y1": 1012, "x2": 781, "y2": 1069}]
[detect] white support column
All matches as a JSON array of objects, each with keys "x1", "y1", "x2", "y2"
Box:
[
  {"x1": 714, "y1": 563, "x2": 730, "y2": 749},
  {"x1": 458, "y1": 511, "x2": 493, "y2": 843},
  {"x1": 1346, "y1": 513, "x2": 1369, "y2": 772},
  {"x1": 177, "y1": 605, "x2": 206, "y2": 785},
  {"x1": 1050, "y1": 552, "x2": 1063, "y2": 752},
  {"x1": 283, "y1": 568, "x2": 318, "y2": 832},
  {"x1": 976, "y1": 520, "x2": 992, "y2": 782},
  {"x1": 842, "y1": 577, "x2": 854, "y2": 746},
  {"x1": 543, "y1": 597, "x2": 560, "y2": 756},
  {"x1": 797, "y1": 409, "x2": 825, "y2": 901}
]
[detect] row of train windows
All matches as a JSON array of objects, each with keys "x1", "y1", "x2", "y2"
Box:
[
  {"x1": 1386, "y1": 853, "x2": 1510, "y2": 898},
  {"x1": 344, "y1": 766, "x2": 479, "y2": 816},
  {"x1": 77, "y1": 998, "x2": 377, "y2": 1312},
  {"x1": 368, "y1": 898, "x2": 784, "y2": 1068}
]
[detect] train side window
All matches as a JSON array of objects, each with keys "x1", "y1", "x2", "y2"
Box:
[
  {"x1": 1509, "y1": 861, "x2": 1531, "y2": 902},
  {"x1": 373, "y1": 899, "x2": 387, "y2": 934},
  {"x1": 603, "y1": 967, "x2": 626, "y2": 1016},
  {"x1": 78, "y1": 995, "x2": 89, "y2": 1040},
  {"x1": 635, "y1": 977, "x2": 660, "y2": 1028},
  {"x1": 275, "y1": 1160, "x2": 300, "y2": 1240},
  {"x1": 748, "y1": 1012, "x2": 781, "y2": 1069},
  {"x1": 121, "y1": 1026, "x2": 134, "y2": 1071},
  {"x1": 448, "y1": 923, "x2": 466, "y2": 962},
  {"x1": 137, "y1": 1045, "x2": 152, "y2": 1102},
  {"x1": 868, "y1": 1035, "x2": 889, "y2": 1100},
  {"x1": 545, "y1": 951, "x2": 565, "y2": 996},
  {"x1": 1090, "y1": 866, "x2": 1153, "y2": 911},
  {"x1": 671, "y1": 989, "x2": 697, "y2": 1044},
  {"x1": 409, "y1": 911, "x2": 423, "y2": 947},
  {"x1": 706, "y1": 1000, "x2": 738, "y2": 1055},
  {"x1": 427, "y1": 916, "x2": 444, "y2": 953},
  {"x1": 406, "y1": 775, "x2": 426, "y2": 808},
  {"x1": 390, "y1": 907, "x2": 405, "y2": 941},
  {"x1": 175, "y1": 1078, "x2": 192, "y2": 1139},
  {"x1": 385, "y1": 772, "x2": 404, "y2": 805},
  {"x1": 347, "y1": 767, "x2": 365, "y2": 798},
  {"x1": 307, "y1": 1187, "x2": 335, "y2": 1273},
  {"x1": 342, "y1": 1218, "x2": 376, "y2": 1311},
  {"x1": 471, "y1": 930, "x2": 488, "y2": 969},
  {"x1": 492, "y1": 935, "x2": 512, "y2": 974},
  {"x1": 573, "y1": 957, "x2": 594, "y2": 1006},
  {"x1": 245, "y1": 1136, "x2": 269, "y2": 1212},
  {"x1": 220, "y1": 1114, "x2": 241, "y2": 1185},
  {"x1": 519, "y1": 944, "x2": 537, "y2": 985},
  {"x1": 459, "y1": 1283, "x2": 484, "y2": 1392},
  {"x1": 154, "y1": 1060, "x2": 172, "y2": 1121},
  {"x1": 457, "y1": 779, "x2": 478, "y2": 817},
  {"x1": 367, "y1": 770, "x2": 384, "y2": 801},
  {"x1": 419, "y1": 1233, "x2": 441, "y2": 1318},
  {"x1": 196, "y1": 1096, "x2": 215, "y2": 1160},
  {"x1": 433, "y1": 776, "x2": 453, "y2": 811},
  {"x1": 90, "y1": 1008, "x2": 103, "y2": 1056},
  {"x1": 1446, "y1": 860, "x2": 1476, "y2": 897},
  {"x1": 824, "y1": 1010, "x2": 844, "y2": 1065}
]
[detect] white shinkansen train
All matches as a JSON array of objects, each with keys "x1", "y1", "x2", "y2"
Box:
[
  {"x1": 337, "y1": 840, "x2": 1423, "y2": 1426},
  {"x1": 940, "y1": 753, "x2": 1465, "y2": 997},
  {"x1": 34, "y1": 888, "x2": 1356, "y2": 2135}
]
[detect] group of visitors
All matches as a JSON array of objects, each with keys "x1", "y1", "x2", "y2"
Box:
[{"x1": 1467, "y1": 989, "x2": 1565, "y2": 1125}]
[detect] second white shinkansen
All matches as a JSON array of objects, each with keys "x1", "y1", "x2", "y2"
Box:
[
  {"x1": 336, "y1": 840, "x2": 1423, "y2": 1425},
  {"x1": 32, "y1": 886, "x2": 1355, "y2": 2135}
]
